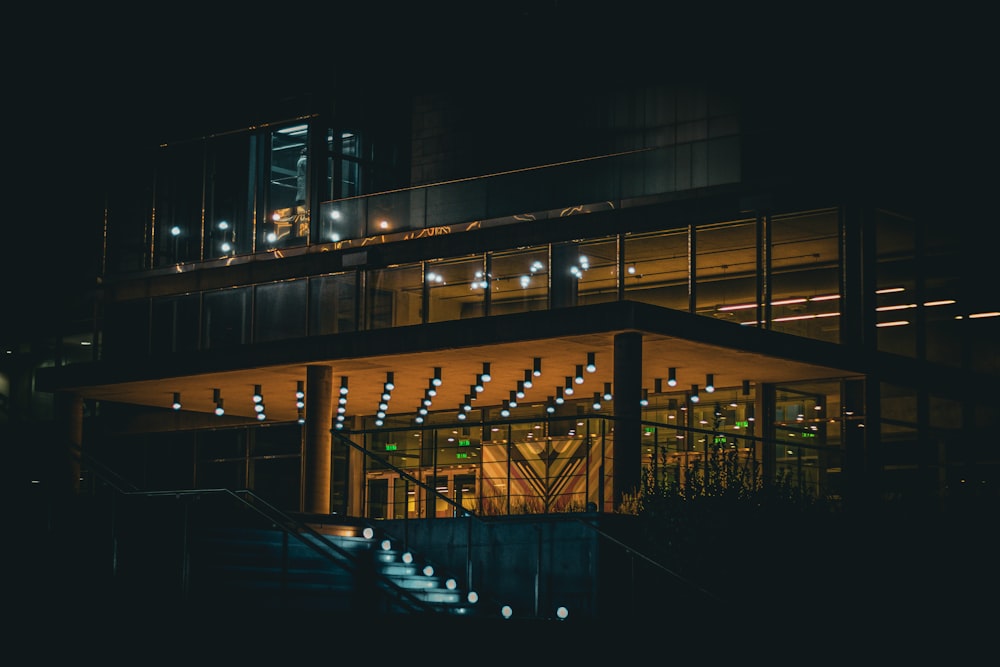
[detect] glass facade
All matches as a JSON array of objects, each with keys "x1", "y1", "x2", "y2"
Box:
[{"x1": 103, "y1": 204, "x2": 975, "y2": 358}]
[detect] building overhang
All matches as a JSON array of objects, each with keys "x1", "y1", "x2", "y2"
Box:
[{"x1": 35, "y1": 301, "x2": 907, "y2": 422}]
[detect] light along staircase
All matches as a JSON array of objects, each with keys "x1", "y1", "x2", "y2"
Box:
[{"x1": 190, "y1": 517, "x2": 480, "y2": 616}]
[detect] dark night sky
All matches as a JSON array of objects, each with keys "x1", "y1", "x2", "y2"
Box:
[{"x1": 1, "y1": 6, "x2": 992, "y2": 343}]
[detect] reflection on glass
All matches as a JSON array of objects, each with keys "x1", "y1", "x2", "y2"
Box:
[
  {"x1": 254, "y1": 279, "x2": 308, "y2": 343},
  {"x1": 366, "y1": 264, "x2": 423, "y2": 329},
  {"x1": 154, "y1": 142, "x2": 203, "y2": 267},
  {"x1": 490, "y1": 247, "x2": 549, "y2": 315},
  {"x1": 205, "y1": 133, "x2": 253, "y2": 259},
  {"x1": 426, "y1": 255, "x2": 486, "y2": 323},
  {"x1": 695, "y1": 219, "x2": 758, "y2": 324},
  {"x1": 309, "y1": 273, "x2": 358, "y2": 335},
  {"x1": 769, "y1": 210, "x2": 840, "y2": 341},
  {"x1": 574, "y1": 237, "x2": 618, "y2": 306},
  {"x1": 624, "y1": 228, "x2": 689, "y2": 311}
]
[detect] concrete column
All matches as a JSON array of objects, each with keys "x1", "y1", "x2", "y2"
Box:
[
  {"x1": 303, "y1": 365, "x2": 333, "y2": 514},
  {"x1": 346, "y1": 416, "x2": 366, "y2": 517},
  {"x1": 613, "y1": 332, "x2": 642, "y2": 510}
]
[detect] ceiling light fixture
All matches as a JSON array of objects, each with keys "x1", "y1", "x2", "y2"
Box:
[
  {"x1": 668, "y1": 368, "x2": 677, "y2": 387},
  {"x1": 586, "y1": 352, "x2": 596, "y2": 373},
  {"x1": 533, "y1": 357, "x2": 542, "y2": 377},
  {"x1": 172, "y1": 392, "x2": 182, "y2": 411},
  {"x1": 705, "y1": 374, "x2": 715, "y2": 393}
]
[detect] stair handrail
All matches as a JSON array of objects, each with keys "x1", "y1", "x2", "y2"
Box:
[
  {"x1": 574, "y1": 516, "x2": 721, "y2": 602},
  {"x1": 70, "y1": 442, "x2": 140, "y2": 494},
  {"x1": 72, "y1": 444, "x2": 445, "y2": 614}
]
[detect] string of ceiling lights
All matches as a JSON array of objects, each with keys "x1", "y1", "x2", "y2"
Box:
[{"x1": 167, "y1": 355, "x2": 753, "y2": 426}]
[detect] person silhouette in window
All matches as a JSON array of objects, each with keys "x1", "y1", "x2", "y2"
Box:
[{"x1": 295, "y1": 147, "x2": 308, "y2": 205}]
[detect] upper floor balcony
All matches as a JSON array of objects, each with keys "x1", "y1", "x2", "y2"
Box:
[{"x1": 105, "y1": 118, "x2": 741, "y2": 278}]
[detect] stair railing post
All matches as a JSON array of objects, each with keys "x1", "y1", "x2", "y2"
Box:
[
  {"x1": 180, "y1": 499, "x2": 191, "y2": 600},
  {"x1": 534, "y1": 522, "x2": 542, "y2": 618},
  {"x1": 466, "y1": 512, "x2": 473, "y2": 593}
]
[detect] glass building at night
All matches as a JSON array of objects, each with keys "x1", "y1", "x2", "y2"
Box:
[{"x1": 11, "y1": 78, "x2": 999, "y2": 624}]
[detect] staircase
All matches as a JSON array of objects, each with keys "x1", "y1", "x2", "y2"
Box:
[{"x1": 190, "y1": 518, "x2": 479, "y2": 616}]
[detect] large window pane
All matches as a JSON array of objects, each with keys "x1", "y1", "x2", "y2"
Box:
[
  {"x1": 368, "y1": 190, "x2": 415, "y2": 237},
  {"x1": 309, "y1": 273, "x2": 358, "y2": 335},
  {"x1": 204, "y1": 133, "x2": 254, "y2": 259},
  {"x1": 263, "y1": 123, "x2": 309, "y2": 250},
  {"x1": 150, "y1": 293, "x2": 200, "y2": 354},
  {"x1": 254, "y1": 279, "x2": 308, "y2": 342},
  {"x1": 490, "y1": 246, "x2": 549, "y2": 315},
  {"x1": 318, "y1": 198, "x2": 366, "y2": 245},
  {"x1": 770, "y1": 209, "x2": 841, "y2": 342},
  {"x1": 366, "y1": 264, "x2": 423, "y2": 329},
  {"x1": 154, "y1": 142, "x2": 203, "y2": 267},
  {"x1": 575, "y1": 237, "x2": 619, "y2": 305},
  {"x1": 202, "y1": 287, "x2": 251, "y2": 349},
  {"x1": 427, "y1": 255, "x2": 485, "y2": 323},
  {"x1": 694, "y1": 219, "x2": 758, "y2": 325},
  {"x1": 624, "y1": 227, "x2": 689, "y2": 310},
  {"x1": 875, "y1": 209, "x2": 917, "y2": 356}
]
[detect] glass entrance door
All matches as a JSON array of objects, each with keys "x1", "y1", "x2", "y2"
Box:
[{"x1": 365, "y1": 468, "x2": 479, "y2": 519}]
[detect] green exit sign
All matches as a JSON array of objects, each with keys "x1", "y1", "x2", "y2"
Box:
[
  {"x1": 385, "y1": 443, "x2": 397, "y2": 451},
  {"x1": 459, "y1": 439, "x2": 471, "y2": 447},
  {"x1": 801, "y1": 432, "x2": 816, "y2": 438},
  {"x1": 736, "y1": 420, "x2": 749, "y2": 428},
  {"x1": 456, "y1": 452, "x2": 468, "y2": 459}
]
